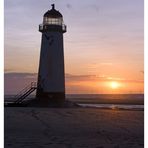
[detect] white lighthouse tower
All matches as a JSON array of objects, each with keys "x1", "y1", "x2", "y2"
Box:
[{"x1": 36, "y1": 4, "x2": 66, "y2": 105}]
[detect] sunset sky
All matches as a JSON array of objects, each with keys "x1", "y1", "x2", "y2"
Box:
[{"x1": 4, "y1": 0, "x2": 144, "y2": 94}]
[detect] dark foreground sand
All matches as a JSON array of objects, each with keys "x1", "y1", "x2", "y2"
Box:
[{"x1": 5, "y1": 108, "x2": 144, "y2": 148}]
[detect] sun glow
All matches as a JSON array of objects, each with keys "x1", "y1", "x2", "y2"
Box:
[{"x1": 110, "y1": 81, "x2": 120, "y2": 89}]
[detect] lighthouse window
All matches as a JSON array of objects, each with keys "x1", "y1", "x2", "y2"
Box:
[
  {"x1": 43, "y1": 17, "x2": 48, "y2": 23},
  {"x1": 43, "y1": 17, "x2": 63, "y2": 25}
]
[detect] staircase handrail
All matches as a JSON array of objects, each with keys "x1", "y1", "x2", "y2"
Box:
[
  {"x1": 14, "y1": 82, "x2": 37, "y2": 99},
  {"x1": 15, "y1": 87, "x2": 36, "y2": 104},
  {"x1": 31, "y1": 82, "x2": 37, "y2": 88}
]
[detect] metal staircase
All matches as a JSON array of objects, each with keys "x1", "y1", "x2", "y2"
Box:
[{"x1": 14, "y1": 82, "x2": 37, "y2": 104}]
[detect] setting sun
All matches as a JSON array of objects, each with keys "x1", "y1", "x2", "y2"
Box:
[{"x1": 110, "y1": 81, "x2": 120, "y2": 89}]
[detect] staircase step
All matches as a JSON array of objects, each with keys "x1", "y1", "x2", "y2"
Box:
[{"x1": 14, "y1": 82, "x2": 37, "y2": 104}]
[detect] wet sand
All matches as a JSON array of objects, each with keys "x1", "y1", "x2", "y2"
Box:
[{"x1": 5, "y1": 108, "x2": 144, "y2": 148}]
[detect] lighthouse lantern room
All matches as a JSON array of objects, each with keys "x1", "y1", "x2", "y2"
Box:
[{"x1": 36, "y1": 4, "x2": 66, "y2": 105}]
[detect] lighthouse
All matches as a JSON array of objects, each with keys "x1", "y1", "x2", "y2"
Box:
[{"x1": 36, "y1": 4, "x2": 66, "y2": 105}]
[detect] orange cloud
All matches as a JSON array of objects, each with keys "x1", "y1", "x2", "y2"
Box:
[{"x1": 4, "y1": 73, "x2": 144, "y2": 94}]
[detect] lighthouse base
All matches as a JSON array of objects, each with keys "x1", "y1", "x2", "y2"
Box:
[{"x1": 35, "y1": 92, "x2": 65, "y2": 107}]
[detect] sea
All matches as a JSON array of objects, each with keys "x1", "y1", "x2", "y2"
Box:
[{"x1": 4, "y1": 94, "x2": 144, "y2": 110}]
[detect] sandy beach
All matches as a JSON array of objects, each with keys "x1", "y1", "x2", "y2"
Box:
[{"x1": 4, "y1": 107, "x2": 144, "y2": 148}]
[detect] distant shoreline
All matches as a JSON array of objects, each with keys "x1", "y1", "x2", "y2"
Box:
[{"x1": 4, "y1": 94, "x2": 144, "y2": 105}]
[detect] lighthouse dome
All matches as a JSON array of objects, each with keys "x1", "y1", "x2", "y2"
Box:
[
  {"x1": 44, "y1": 4, "x2": 62, "y2": 18},
  {"x1": 39, "y1": 4, "x2": 66, "y2": 33}
]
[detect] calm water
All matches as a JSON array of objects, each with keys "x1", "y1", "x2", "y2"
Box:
[
  {"x1": 68, "y1": 94, "x2": 144, "y2": 110},
  {"x1": 4, "y1": 94, "x2": 144, "y2": 99},
  {"x1": 4, "y1": 94, "x2": 144, "y2": 110},
  {"x1": 78, "y1": 103, "x2": 144, "y2": 110},
  {"x1": 66, "y1": 94, "x2": 144, "y2": 99}
]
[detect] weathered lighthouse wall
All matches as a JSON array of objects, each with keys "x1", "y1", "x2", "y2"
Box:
[{"x1": 37, "y1": 31, "x2": 65, "y2": 94}]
